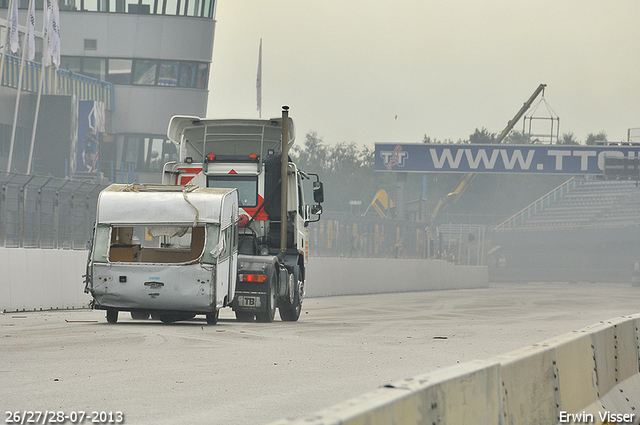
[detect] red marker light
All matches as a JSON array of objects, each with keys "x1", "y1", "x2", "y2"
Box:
[
  {"x1": 240, "y1": 274, "x2": 267, "y2": 282},
  {"x1": 206, "y1": 153, "x2": 216, "y2": 161},
  {"x1": 249, "y1": 153, "x2": 258, "y2": 161}
]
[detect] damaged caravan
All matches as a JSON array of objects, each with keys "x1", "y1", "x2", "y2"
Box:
[{"x1": 85, "y1": 184, "x2": 239, "y2": 324}]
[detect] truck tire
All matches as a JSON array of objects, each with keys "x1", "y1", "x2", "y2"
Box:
[
  {"x1": 255, "y1": 270, "x2": 277, "y2": 323},
  {"x1": 279, "y1": 267, "x2": 302, "y2": 322},
  {"x1": 106, "y1": 309, "x2": 118, "y2": 324},
  {"x1": 206, "y1": 310, "x2": 219, "y2": 325}
]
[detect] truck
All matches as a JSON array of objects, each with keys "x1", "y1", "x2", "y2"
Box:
[
  {"x1": 161, "y1": 106, "x2": 324, "y2": 322},
  {"x1": 85, "y1": 107, "x2": 324, "y2": 324},
  {"x1": 85, "y1": 184, "x2": 239, "y2": 324}
]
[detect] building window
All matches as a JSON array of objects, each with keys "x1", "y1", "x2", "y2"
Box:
[
  {"x1": 107, "y1": 58, "x2": 132, "y2": 85},
  {"x1": 60, "y1": 57, "x2": 82, "y2": 74},
  {"x1": 2, "y1": 0, "x2": 214, "y2": 17},
  {"x1": 82, "y1": 57, "x2": 107, "y2": 81},
  {"x1": 61, "y1": 55, "x2": 208, "y2": 89},
  {"x1": 195, "y1": 63, "x2": 208, "y2": 89},
  {"x1": 109, "y1": 134, "x2": 177, "y2": 173},
  {"x1": 133, "y1": 60, "x2": 157, "y2": 85},
  {"x1": 158, "y1": 61, "x2": 179, "y2": 86}
]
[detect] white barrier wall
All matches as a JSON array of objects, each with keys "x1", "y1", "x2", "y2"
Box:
[
  {"x1": 0, "y1": 248, "x2": 91, "y2": 312},
  {"x1": 269, "y1": 315, "x2": 640, "y2": 425},
  {"x1": 1, "y1": 249, "x2": 488, "y2": 312},
  {"x1": 305, "y1": 258, "x2": 488, "y2": 297}
]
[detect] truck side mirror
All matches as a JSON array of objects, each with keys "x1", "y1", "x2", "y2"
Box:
[
  {"x1": 311, "y1": 204, "x2": 322, "y2": 215},
  {"x1": 313, "y1": 181, "x2": 324, "y2": 204}
]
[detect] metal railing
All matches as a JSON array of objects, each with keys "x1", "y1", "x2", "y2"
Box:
[
  {"x1": 310, "y1": 211, "x2": 487, "y2": 264},
  {"x1": 493, "y1": 177, "x2": 580, "y2": 231},
  {"x1": 0, "y1": 172, "x2": 106, "y2": 249},
  {"x1": 1, "y1": 54, "x2": 114, "y2": 110}
]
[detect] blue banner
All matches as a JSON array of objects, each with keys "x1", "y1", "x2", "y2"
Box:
[{"x1": 374, "y1": 143, "x2": 640, "y2": 175}]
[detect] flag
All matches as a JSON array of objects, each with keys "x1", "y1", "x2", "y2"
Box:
[
  {"x1": 9, "y1": 0, "x2": 19, "y2": 53},
  {"x1": 51, "y1": 0, "x2": 61, "y2": 67},
  {"x1": 42, "y1": 0, "x2": 52, "y2": 66},
  {"x1": 27, "y1": 0, "x2": 35, "y2": 60},
  {"x1": 256, "y1": 39, "x2": 262, "y2": 117}
]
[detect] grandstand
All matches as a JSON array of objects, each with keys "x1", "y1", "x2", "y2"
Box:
[
  {"x1": 495, "y1": 177, "x2": 640, "y2": 231},
  {"x1": 491, "y1": 177, "x2": 640, "y2": 283}
]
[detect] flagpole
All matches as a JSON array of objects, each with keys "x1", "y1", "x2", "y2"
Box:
[
  {"x1": 4, "y1": 0, "x2": 20, "y2": 172},
  {"x1": 27, "y1": 0, "x2": 53, "y2": 174},
  {"x1": 256, "y1": 38, "x2": 262, "y2": 119},
  {"x1": 8, "y1": 0, "x2": 35, "y2": 174},
  {"x1": 0, "y1": 0, "x2": 14, "y2": 97}
]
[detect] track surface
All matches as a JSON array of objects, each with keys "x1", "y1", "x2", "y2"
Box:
[{"x1": 3, "y1": 282, "x2": 640, "y2": 425}]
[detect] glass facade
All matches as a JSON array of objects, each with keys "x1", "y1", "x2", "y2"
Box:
[
  {"x1": 0, "y1": 0, "x2": 215, "y2": 18},
  {"x1": 60, "y1": 56, "x2": 209, "y2": 89},
  {"x1": 100, "y1": 134, "x2": 178, "y2": 174},
  {"x1": 0, "y1": 0, "x2": 213, "y2": 182}
]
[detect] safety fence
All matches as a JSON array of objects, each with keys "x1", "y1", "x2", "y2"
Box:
[
  {"x1": 0, "y1": 172, "x2": 487, "y2": 263},
  {"x1": 1, "y1": 54, "x2": 114, "y2": 110},
  {"x1": 312, "y1": 212, "x2": 487, "y2": 265},
  {"x1": 0, "y1": 172, "x2": 105, "y2": 249}
]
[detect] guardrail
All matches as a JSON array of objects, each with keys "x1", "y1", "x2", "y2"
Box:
[{"x1": 270, "y1": 314, "x2": 640, "y2": 425}]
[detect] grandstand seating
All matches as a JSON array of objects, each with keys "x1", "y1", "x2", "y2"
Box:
[{"x1": 495, "y1": 178, "x2": 640, "y2": 230}]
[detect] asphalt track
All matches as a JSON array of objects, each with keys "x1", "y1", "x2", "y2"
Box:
[{"x1": 2, "y1": 281, "x2": 640, "y2": 425}]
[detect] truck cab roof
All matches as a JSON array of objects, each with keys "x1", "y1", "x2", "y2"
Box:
[{"x1": 167, "y1": 116, "x2": 295, "y2": 163}]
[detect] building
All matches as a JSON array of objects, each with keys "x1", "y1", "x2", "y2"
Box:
[{"x1": 0, "y1": 0, "x2": 216, "y2": 182}]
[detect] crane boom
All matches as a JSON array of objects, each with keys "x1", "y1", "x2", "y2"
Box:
[
  {"x1": 495, "y1": 83, "x2": 546, "y2": 144},
  {"x1": 429, "y1": 84, "x2": 547, "y2": 227}
]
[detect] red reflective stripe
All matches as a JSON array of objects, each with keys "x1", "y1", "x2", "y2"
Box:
[
  {"x1": 176, "y1": 167, "x2": 202, "y2": 185},
  {"x1": 179, "y1": 175, "x2": 195, "y2": 185},
  {"x1": 241, "y1": 195, "x2": 268, "y2": 221}
]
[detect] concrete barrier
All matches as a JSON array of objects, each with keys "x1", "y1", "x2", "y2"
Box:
[
  {"x1": 0, "y1": 248, "x2": 90, "y2": 312},
  {"x1": 306, "y1": 258, "x2": 488, "y2": 297},
  {"x1": 269, "y1": 315, "x2": 640, "y2": 425},
  {"x1": 1, "y1": 249, "x2": 489, "y2": 312}
]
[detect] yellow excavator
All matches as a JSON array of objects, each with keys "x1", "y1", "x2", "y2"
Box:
[{"x1": 429, "y1": 84, "x2": 547, "y2": 226}]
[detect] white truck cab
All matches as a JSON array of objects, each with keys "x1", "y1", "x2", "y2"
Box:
[
  {"x1": 160, "y1": 108, "x2": 324, "y2": 322},
  {"x1": 85, "y1": 184, "x2": 239, "y2": 324}
]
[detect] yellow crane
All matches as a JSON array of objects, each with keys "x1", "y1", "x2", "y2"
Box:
[{"x1": 429, "y1": 84, "x2": 547, "y2": 226}]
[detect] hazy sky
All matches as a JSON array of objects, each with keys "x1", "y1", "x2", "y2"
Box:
[{"x1": 207, "y1": 1, "x2": 640, "y2": 147}]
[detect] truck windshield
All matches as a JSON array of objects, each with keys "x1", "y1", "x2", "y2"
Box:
[{"x1": 207, "y1": 175, "x2": 257, "y2": 207}]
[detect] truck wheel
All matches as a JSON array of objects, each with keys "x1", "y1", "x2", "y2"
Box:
[
  {"x1": 279, "y1": 268, "x2": 302, "y2": 322},
  {"x1": 106, "y1": 309, "x2": 118, "y2": 324},
  {"x1": 235, "y1": 311, "x2": 254, "y2": 322},
  {"x1": 206, "y1": 311, "x2": 219, "y2": 325},
  {"x1": 131, "y1": 311, "x2": 150, "y2": 320},
  {"x1": 255, "y1": 270, "x2": 277, "y2": 323}
]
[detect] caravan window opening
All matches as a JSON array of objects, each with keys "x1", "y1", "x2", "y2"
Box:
[
  {"x1": 105, "y1": 225, "x2": 212, "y2": 264},
  {"x1": 207, "y1": 175, "x2": 258, "y2": 208}
]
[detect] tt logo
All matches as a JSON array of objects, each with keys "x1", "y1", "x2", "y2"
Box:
[{"x1": 380, "y1": 145, "x2": 408, "y2": 170}]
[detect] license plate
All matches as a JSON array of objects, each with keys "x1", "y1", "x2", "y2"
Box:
[{"x1": 238, "y1": 296, "x2": 261, "y2": 308}]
